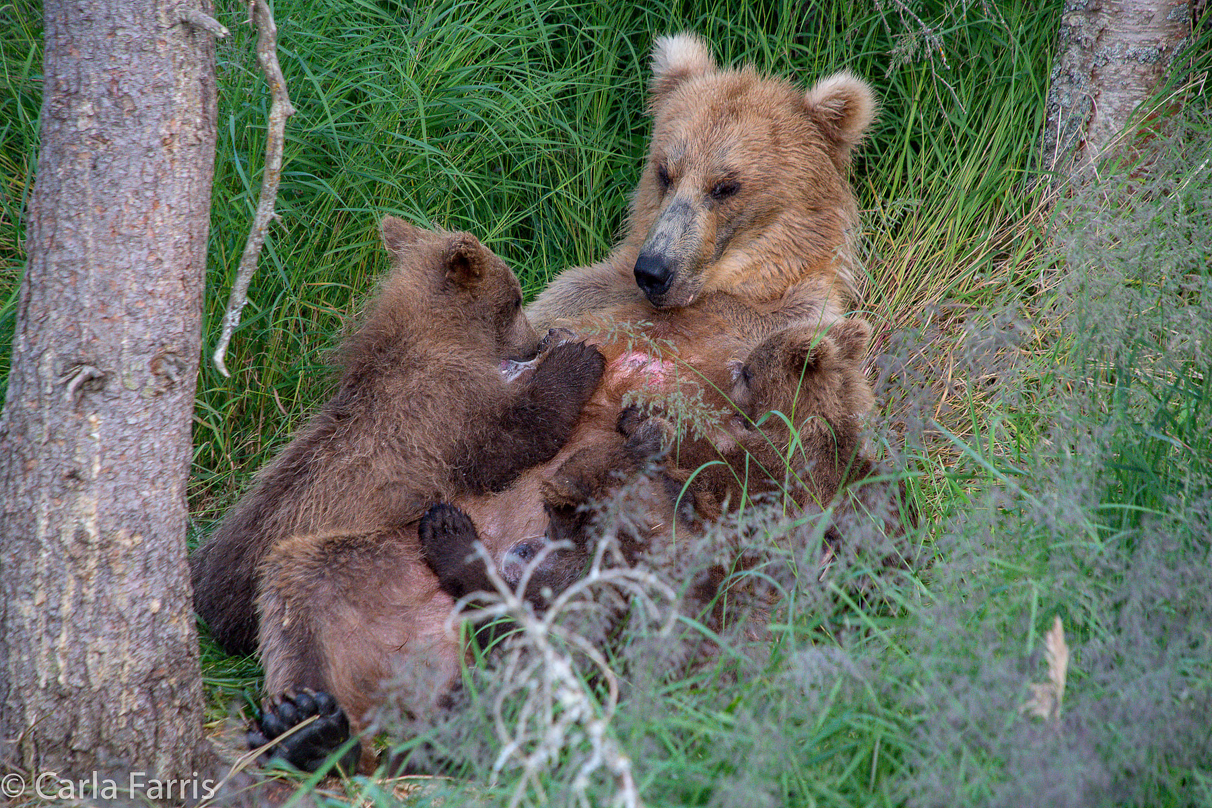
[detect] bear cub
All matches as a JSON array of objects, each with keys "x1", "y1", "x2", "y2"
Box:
[
  {"x1": 238, "y1": 218, "x2": 610, "y2": 772},
  {"x1": 191, "y1": 216, "x2": 606, "y2": 657},
  {"x1": 419, "y1": 408, "x2": 693, "y2": 626},
  {"x1": 618, "y1": 317, "x2": 877, "y2": 514}
]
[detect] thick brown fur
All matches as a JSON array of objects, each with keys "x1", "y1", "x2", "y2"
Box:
[
  {"x1": 253, "y1": 430, "x2": 683, "y2": 774},
  {"x1": 462, "y1": 31, "x2": 884, "y2": 589},
  {"x1": 416, "y1": 416, "x2": 694, "y2": 643},
  {"x1": 191, "y1": 217, "x2": 605, "y2": 656},
  {"x1": 464, "y1": 315, "x2": 906, "y2": 648},
  {"x1": 527, "y1": 32, "x2": 877, "y2": 328},
  {"x1": 256, "y1": 523, "x2": 455, "y2": 745},
  {"x1": 454, "y1": 32, "x2": 880, "y2": 573},
  {"x1": 255, "y1": 511, "x2": 591, "y2": 773},
  {"x1": 249, "y1": 314, "x2": 897, "y2": 775},
  {"x1": 647, "y1": 317, "x2": 880, "y2": 515},
  {"x1": 447, "y1": 287, "x2": 836, "y2": 559},
  {"x1": 450, "y1": 278, "x2": 858, "y2": 574},
  {"x1": 242, "y1": 35, "x2": 889, "y2": 771},
  {"x1": 611, "y1": 317, "x2": 914, "y2": 667}
]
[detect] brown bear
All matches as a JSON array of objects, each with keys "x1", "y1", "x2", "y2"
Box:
[
  {"x1": 636, "y1": 316, "x2": 880, "y2": 515},
  {"x1": 247, "y1": 316, "x2": 903, "y2": 777},
  {"x1": 608, "y1": 315, "x2": 917, "y2": 654},
  {"x1": 439, "y1": 314, "x2": 890, "y2": 633},
  {"x1": 250, "y1": 428, "x2": 684, "y2": 775},
  {"x1": 386, "y1": 33, "x2": 879, "y2": 594},
  {"x1": 245, "y1": 32, "x2": 888, "y2": 774},
  {"x1": 526, "y1": 32, "x2": 877, "y2": 329},
  {"x1": 424, "y1": 318, "x2": 907, "y2": 674},
  {"x1": 190, "y1": 217, "x2": 605, "y2": 657},
  {"x1": 417, "y1": 412, "x2": 693, "y2": 643},
  {"x1": 442, "y1": 277, "x2": 858, "y2": 583},
  {"x1": 252, "y1": 507, "x2": 592, "y2": 774},
  {"x1": 442, "y1": 31, "x2": 881, "y2": 573}
]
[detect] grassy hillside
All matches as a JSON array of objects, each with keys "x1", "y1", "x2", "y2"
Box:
[{"x1": 2, "y1": 1, "x2": 1209, "y2": 805}]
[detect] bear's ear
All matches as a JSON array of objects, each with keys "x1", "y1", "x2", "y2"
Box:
[
  {"x1": 650, "y1": 32, "x2": 716, "y2": 107},
  {"x1": 826, "y1": 317, "x2": 872, "y2": 363},
  {"x1": 380, "y1": 215, "x2": 428, "y2": 258},
  {"x1": 442, "y1": 233, "x2": 491, "y2": 290},
  {"x1": 802, "y1": 71, "x2": 877, "y2": 168},
  {"x1": 782, "y1": 327, "x2": 837, "y2": 376}
]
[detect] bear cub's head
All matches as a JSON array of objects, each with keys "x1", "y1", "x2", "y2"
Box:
[
  {"x1": 370, "y1": 216, "x2": 541, "y2": 363},
  {"x1": 729, "y1": 317, "x2": 875, "y2": 444},
  {"x1": 631, "y1": 33, "x2": 877, "y2": 309}
]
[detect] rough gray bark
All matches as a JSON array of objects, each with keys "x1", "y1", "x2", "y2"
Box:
[
  {"x1": 0, "y1": 0, "x2": 217, "y2": 781},
  {"x1": 1042, "y1": 0, "x2": 1192, "y2": 188}
]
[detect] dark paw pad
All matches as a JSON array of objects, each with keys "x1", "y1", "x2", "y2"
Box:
[
  {"x1": 538, "y1": 327, "x2": 579, "y2": 353},
  {"x1": 247, "y1": 690, "x2": 360, "y2": 775},
  {"x1": 539, "y1": 340, "x2": 606, "y2": 393},
  {"x1": 419, "y1": 502, "x2": 478, "y2": 560},
  {"x1": 420, "y1": 502, "x2": 489, "y2": 600},
  {"x1": 623, "y1": 416, "x2": 674, "y2": 461}
]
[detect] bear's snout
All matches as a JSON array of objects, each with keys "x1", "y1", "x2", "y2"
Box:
[{"x1": 634, "y1": 251, "x2": 674, "y2": 300}]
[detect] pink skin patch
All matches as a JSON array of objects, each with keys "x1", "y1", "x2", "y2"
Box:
[{"x1": 611, "y1": 350, "x2": 675, "y2": 390}]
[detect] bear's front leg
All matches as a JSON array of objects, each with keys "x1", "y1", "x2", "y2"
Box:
[
  {"x1": 418, "y1": 503, "x2": 487, "y2": 601},
  {"x1": 461, "y1": 340, "x2": 606, "y2": 493}
]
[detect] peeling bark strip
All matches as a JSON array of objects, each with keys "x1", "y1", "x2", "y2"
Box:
[
  {"x1": 1041, "y1": 0, "x2": 1192, "y2": 188},
  {"x1": 212, "y1": 0, "x2": 295, "y2": 378},
  {"x1": 0, "y1": 0, "x2": 216, "y2": 779}
]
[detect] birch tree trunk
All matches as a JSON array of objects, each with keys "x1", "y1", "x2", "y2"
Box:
[
  {"x1": 0, "y1": 0, "x2": 217, "y2": 781},
  {"x1": 1041, "y1": 0, "x2": 1192, "y2": 188}
]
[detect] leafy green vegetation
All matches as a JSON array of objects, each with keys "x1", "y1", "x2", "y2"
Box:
[{"x1": 2, "y1": 0, "x2": 1209, "y2": 805}]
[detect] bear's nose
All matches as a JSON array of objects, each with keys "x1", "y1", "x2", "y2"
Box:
[{"x1": 634, "y1": 252, "x2": 673, "y2": 299}]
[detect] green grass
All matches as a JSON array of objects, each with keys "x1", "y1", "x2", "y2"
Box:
[
  {"x1": 0, "y1": 0, "x2": 1062, "y2": 510},
  {"x1": 2, "y1": 0, "x2": 1211, "y2": 805}
]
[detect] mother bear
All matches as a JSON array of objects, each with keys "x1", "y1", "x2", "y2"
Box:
[
  {"x1": 248, "y1": 32, "x2": 878, "y2": 771},
  {"x1": 527, "y1": 31, "x2": 875, "y2": 327},
  {"x1": 452, "y1": 31, "x2": 877, "y2": 547}
]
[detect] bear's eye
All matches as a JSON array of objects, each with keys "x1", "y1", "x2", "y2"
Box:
[
  {"x1": 656, "y1": 164, "x2": 671, "y2": 191},
  {"x1": 741, "y1": 365, "x2": 754, "y2": 387},
  {"x1": 710, "y1": 180, "x2": 740, "y2": 201},
  {"x1": 512, "y1": 292, "x2": 523, "y2": 311}
]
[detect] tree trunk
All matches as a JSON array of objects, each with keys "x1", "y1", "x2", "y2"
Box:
[
  {"x1": 1041, "y1": 0, "x2": 1192, "y2": 188},
  {"x1": 0, "y1": 0, "x2": 217, "y2": 781}
]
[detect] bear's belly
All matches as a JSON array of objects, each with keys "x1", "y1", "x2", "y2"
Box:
[
  {"x1": 609, "y1": 350, "x2": 676, "y2": 390},
  {"x1": 458, "y1": 472, "x2": 550, "y2": 551},
  {"x1": 463, "y1": 323, "x2": 742, "y2": 553}
]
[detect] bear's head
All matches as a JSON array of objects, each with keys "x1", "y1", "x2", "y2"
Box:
[
  {"x1": 497, "y1": 526, "x2": 590, "y2": 607},
  {"x1": 373, "y1": 215, "x2": 541, "y2": 362},
  {"x1": 629, "y1": 33, "x2": 877, "y2": 310},
  {"x1": 729, "y1": 317, "x2": 875, "y2": 444}
]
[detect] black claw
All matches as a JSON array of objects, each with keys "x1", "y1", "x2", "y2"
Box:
[
  {"x1": 256, "y1": 700, "x2": 289, "y2": 738},
  {"x1": 274, "y1": 698, "x2": 300, "y2": 726},
  {"x1": 314, "y1": 690, "x2": 340, "y2": 715},
  {"x1": 290, "y1": 690, "x2": 316, "y2": 716}
]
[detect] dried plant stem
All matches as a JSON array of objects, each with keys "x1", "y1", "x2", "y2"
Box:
[
  {"x1": 450, "y1": 535, "x2": 674, "y2": 808},
  {"x1": 213, "y1": 0, "x2": 295, "y2": 378}
]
